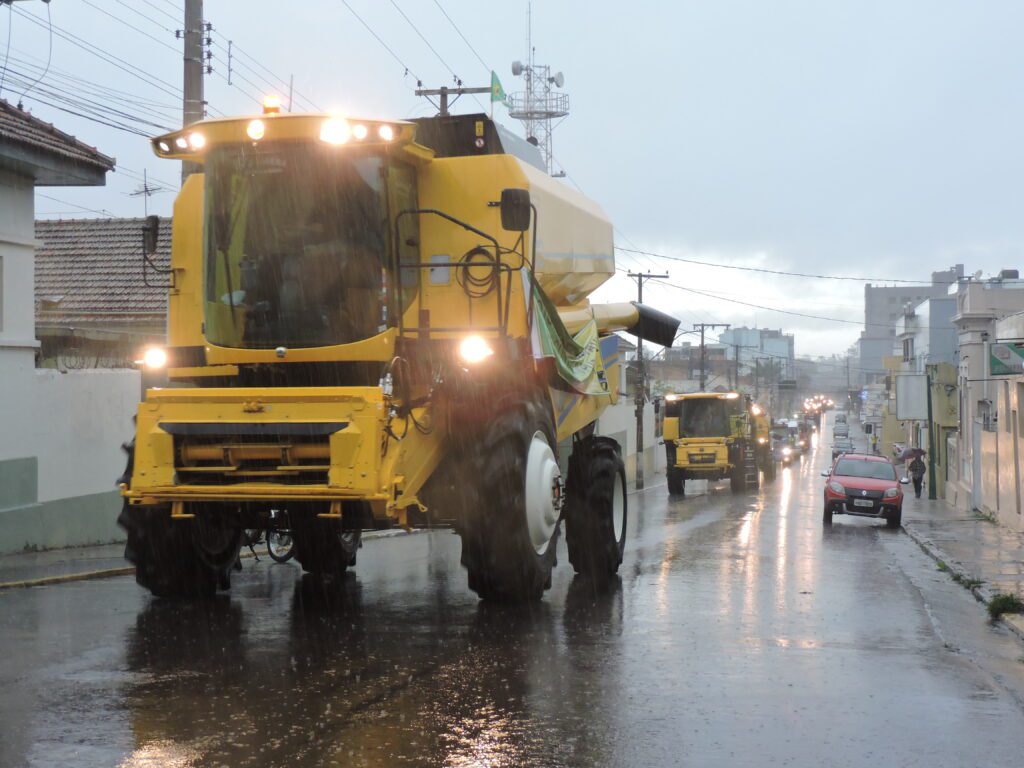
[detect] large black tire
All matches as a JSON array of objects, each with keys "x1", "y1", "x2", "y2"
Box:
[
  {"x1": 667, "y1": 467, "x2": 686, "y2": 496},
  {"x1": 822, "y1": 504, "x2": 833, "y2": 526},
  {"x1": 120, "y1": 503, "x2": 242, "y2": 597},
  {"x1": 291, "y1": 505, "x2": 363, "y2": 580},
  {"x1": 885, "y1": 507, "x2": 902, "y2": 529},
  {"x1": 729, "y1": 460, "x2": 745, "y2": 493},
  {"x1": 118, "y1": 440, "x2": 242, "y2": 598},
  {"x1": 457, "y1": 391, "x2": 560, "y2": 602},
  {"x1": 565, "y1": 436, "x2": 627, "y2": 582}
]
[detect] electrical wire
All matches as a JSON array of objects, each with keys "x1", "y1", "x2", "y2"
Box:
[
  {"x1": 389, "y1": 0, "x2": 460, "y2": 84},
  {"x1": 11, "y1": 4, "x2": 182, "y2": 99},
  {"x1": 339, "y1": 0, "x2": 422, "y2": 87},
  {"x1": 81, "y1": 0, "x2": 180, "y2": 55},
  {"x1": 615, "y1": 246, "x2": 934, "y2": 285},
  {"x1": 431, "y1": 0, "x2": 490, "y2": 72},
  {"x1": 211, "y1": 34, "x2": 320, "y2": 112},
  {"x1": 15, "y1": 0, "x2": 50, "y2": 103},
  {"x1": 0, "y1": 3, "x2": 11, "y2": 99},
  {"x1": 36, "y1": 193, "x2": 114, "y2": 217}
]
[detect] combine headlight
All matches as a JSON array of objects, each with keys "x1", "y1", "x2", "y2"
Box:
[
  {"x1": 142, "y1": 347, "x2": 168, "y2": 369},
  {"x1": 352, "y1": 123, "x2": 368, "y2": 140},
  {"x1": 378, "y1": 124, "x2": 395, "y2": 141},
  {"x1": 459, "y1": 335, "x2": 493, "y2": 364},
  {"x1": 174, "y1": 136, "x2": 188, "y2": 149},
  {"x1": 751, "y1": 404, "x2": 763, "y2": 416},
  {"x1": 246, "y1": 119, "x2": 265, "y2": 141},
  {"x1": 157, "y1": 140, "x2": 170, "y2": 153},
  {"x1": 188, "y1": 132, "x2": 206, "y2": 150},
  {"x1": 320, "y1": 118, "x2": 350, "y2": 145},
  {"x1": 782, "y1": 446, "x2": 792, "y2": 456},
  {"x1": 665, "y1": 393, "x2": 678, "y2": 402},
  {"x1": 757, "y1": 437, "x2": 767, "y2": 445}
]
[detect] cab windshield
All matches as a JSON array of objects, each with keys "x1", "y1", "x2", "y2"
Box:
[
  {"x1": 204, "y1": 143, "x2": 413, "y2": 349},
  {"x1": 670, "y1": 398, "x2": 736, "y2": 438}
]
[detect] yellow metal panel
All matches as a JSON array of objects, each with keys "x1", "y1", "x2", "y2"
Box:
[
  {"x1": 167, "y1": 174, "x2": 205, "y2": 349},
  {"x1": 663, "y1": 416, "x2": 679, "y2": 442},
  {"x1": 204, "y1": 328, "x2": 399, "y2": 365},
  {"x1": 168, "y1": 365, "x2": 238, "y2": 378}
]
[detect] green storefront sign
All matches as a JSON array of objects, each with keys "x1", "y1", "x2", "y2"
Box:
[{"x1": 989, "y1": 341, "x2": 1024, "y2": 376}]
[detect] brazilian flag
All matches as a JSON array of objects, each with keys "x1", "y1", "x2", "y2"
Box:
[{"x1": 490, "y1": 71, "x2": 507, "y2": 104}]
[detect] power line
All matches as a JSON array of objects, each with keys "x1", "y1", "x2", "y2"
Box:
[
  {"x1": 431, "y1": 0, "x2": 489, "y2": 72},
  {"x1": 339, "y1": 0, "x2": 423, "y2": 87},
  {"x1": 210, "y1": 34, "x2": 320, "y2": 112},
  {"x1": 81, "y1": 0, "x2": 180, "y2": 55},
  {"x1": 36, "y1": 193, "x2": 114, "y2": 217},
  {"x1": 616, "y1": 246, "x2": 933, "y2": 284},
  {"x1": 0, "y1": 3, "x2": 11, "y2": 99},
  {"x1": 11, "y1": 4, "x2": 182, "y2": 99},
  {"x1": 389, "y1": 0, "x2": 461, "y2": 84},
  {"x1": 15, "y1": 0, "x2": 50, "y2": 103}
]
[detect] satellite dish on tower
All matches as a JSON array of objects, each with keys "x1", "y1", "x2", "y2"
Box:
[
  {"x1": 550, "y1": 71, "x2": 564, "y2": 88},
  {"x1": 511, "y1": 61, "x2": 523, "y2": 76}
]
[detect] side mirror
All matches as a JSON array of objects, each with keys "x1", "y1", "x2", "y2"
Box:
[
  {"x1": 142, "y1": 215, "x2": 160, "y2": 255},
  {"x1": 820, "y1": 471, "x2": 830, "y2": 477},
  {"x1": 900, "y1": 477, "x2": 910, "y2": 484},
  {"x1": 499, "y1": 188, "x2": 531, "y2": 232}
]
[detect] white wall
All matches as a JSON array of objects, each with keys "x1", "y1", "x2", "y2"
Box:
[{"x1": 30, "y1": 370, "x2": 139, "y2": 502}]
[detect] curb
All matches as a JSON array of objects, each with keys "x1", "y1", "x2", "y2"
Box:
[
  {"x1": 902, "y1": 520, "x2": 1024, "y2": 645},
  {"x1": 0, "y1": 529, "x2": 424, "y2": 592}
]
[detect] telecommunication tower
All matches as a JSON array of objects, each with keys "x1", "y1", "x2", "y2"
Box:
[{"x1": 506, "y1": 4, "x2": 569, "y2": 176}]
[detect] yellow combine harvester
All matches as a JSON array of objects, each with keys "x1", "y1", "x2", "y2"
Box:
[
  {"x1": 661, "y1": 392, "x2": 775, "y2": 496},
  {"x1": 118, "y1": 104, "x2": 679, "y2": 601}
]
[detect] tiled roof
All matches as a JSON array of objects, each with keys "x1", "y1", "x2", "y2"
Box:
[
  {"x1": 0, "y1": 99, "x2": 115, "y2": 172},
  {"x1": 34, "y1": 218, "x2": 171, "y2": 328}
]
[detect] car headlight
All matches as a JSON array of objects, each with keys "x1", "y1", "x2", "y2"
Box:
[
  {"x1": 828, "y1": 481, "x2": 845, "y2": 494},
  {"x1": 782, "y1": 446, "x2": 792, "y2": 456},
  {"x1": 757, "y1": 437, "x2": 767, "y2": 444},
  {"x1": 883, "y1": 487, "x2": 900, "y2": 498},
  {"x1": 458, "y1": 335, "x2": 493, "y2": 364},
  {"x1": 141, "y1": 347, "x2": 167, "y2": 369}
]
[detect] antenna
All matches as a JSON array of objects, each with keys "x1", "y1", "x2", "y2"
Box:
[
  {"x1": 128, "y1": 170, "x2": 163, "y2": 216},
  {"x1": 506, "y1": 2, "x2": 569, "y2": 176}
]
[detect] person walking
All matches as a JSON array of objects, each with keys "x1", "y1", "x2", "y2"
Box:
[{"x1": 908, "y1": 454, "x2": 926, "y2": 499}]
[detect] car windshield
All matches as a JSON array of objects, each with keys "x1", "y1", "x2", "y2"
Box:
[{"x1": 833, "y1": 458, "x2": 897, "y2": 481}]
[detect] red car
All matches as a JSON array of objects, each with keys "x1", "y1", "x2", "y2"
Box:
[{"x1": 821, "y1": 453, "x2": 908, "y2": 528}]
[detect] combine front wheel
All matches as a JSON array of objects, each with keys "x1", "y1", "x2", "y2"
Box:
[
  {"x1": 565, "y1": 436, "x2": 627, "y2": 582},
  {"x1": 458, "y1": 392, "x2": 560, "y2": 602},
  {"x1": 291, "y1": 504, "x2": 364, "y2": 580}
]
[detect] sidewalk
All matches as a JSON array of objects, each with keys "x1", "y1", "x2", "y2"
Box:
[
  {"x1": 0, "y1": 543, "x2": 131, "y2": 589},
  {"x1": 902, "y1": 493, "x2": 1024, "y2": 641}
]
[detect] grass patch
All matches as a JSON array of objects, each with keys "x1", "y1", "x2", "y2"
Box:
[
  {"x1": 936, "y1": 560, "x2": 948, "y2": 571},
  {"x1": 988, "y1": 593, "x2": 1024, "y2": 620},
  {"x1": 950, "y1": 572, "x2": 984, "y2": 589}
]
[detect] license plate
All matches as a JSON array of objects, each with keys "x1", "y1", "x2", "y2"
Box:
[
  {"x1": 689, "y1": 454, "x2": 715, "y2": 464},
  {"x1": 853, "y1": 499, "x2": 874, "y2": 508}
]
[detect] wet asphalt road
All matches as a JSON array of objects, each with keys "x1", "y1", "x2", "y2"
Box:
[{"x1": 3, "y1": 426, "x2": 1024, "y2": 767}]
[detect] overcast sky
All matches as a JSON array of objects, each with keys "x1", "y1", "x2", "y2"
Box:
[{"x1": 7, "y1": 0, "x2": 1024, "y2": 356}]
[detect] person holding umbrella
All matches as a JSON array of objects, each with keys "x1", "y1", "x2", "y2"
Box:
[{"x1": 908, "y1": 452, "x2": 927, "y2": 499}]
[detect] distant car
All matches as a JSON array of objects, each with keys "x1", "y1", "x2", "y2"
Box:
[
  {"x1": 834, "y1": 413, "x2": 847, "y2": 425},
  {"x1": 774, "y1": 442, "x2": 796, "y2": 465},
  {"x1": 822, "y1": 453, "x2": 909, "y2": 528},
  {"x1": 831, "y1": 438, "x2": 854, "y2": 459},
  {"x1": 833, "y1": 423, "x2": 849, "y2": 438}
]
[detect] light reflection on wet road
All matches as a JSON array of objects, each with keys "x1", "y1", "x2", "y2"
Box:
[{"x1": 3, "y1": 426, "x2": 1024, "y2": 767}]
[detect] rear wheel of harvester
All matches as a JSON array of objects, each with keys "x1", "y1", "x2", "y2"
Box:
[
  {"x1": 565, "y1": 436, "x2": 627, "y2": 583},
  {"x1": 457, "y1": 391, "x2": 561, "y2": 602},
  {"x1": 291, "y1": 503, "x2": 364, "y2": 580},
  {"x1": 729, "y1": 451, "x2": 746, "y2": 493},
  {"x1": 667, "y1": 467, "x2": 686, "y2": 496},
  {"x1": 118, "y1": 441, "x2": 242, "y2": 597}
]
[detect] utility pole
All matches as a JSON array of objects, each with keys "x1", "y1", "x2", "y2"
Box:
[
  {"x1": 694, "y1": 323, "x2": 730, "y2": 391},
  {"x1": 181, "y1": 0, "x2": 205, "y2": 181},
  {"x1": 415, "y1": 85, "x2": 491, "y2": 117},
  {"x1": 926, "y1": 368, "x2": 938, "y2": 500},
  {"x1": 626, "y1": 271, "x2": 668, "y2": 490}
]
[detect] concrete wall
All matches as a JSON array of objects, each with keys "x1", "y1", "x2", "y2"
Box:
[{"x1": 0, "y1": 370, "x2": 139, "y2": 553}]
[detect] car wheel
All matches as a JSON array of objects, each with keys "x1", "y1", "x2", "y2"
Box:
[
  {"x1": 822, "y1": 504, "x2": 833, "y2": 526},
  {"x1": 885, "y1": 507, "x2": 902, "y2": 529}
]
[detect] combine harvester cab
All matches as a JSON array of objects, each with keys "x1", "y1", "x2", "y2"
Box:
[
  {"x1": 118, "y1": 105, "x2": 678, "y2": 601},
  {"x1": 661, "y1": 392, "x2": 775, "y2": 497}
]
